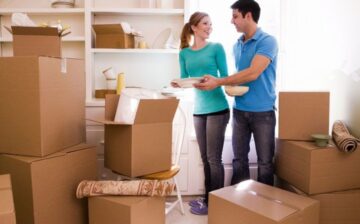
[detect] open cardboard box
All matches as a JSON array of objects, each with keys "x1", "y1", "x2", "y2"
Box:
[
  {"x1": 0, "y1": 174, "x2": 16, "y2": 224},
  {"x1": 90, "y1": 94, "x2": 179, "y2": 177},
  {"x1": 209, "y1": 180, "x2": 319, "y2": 224},
  {"x1": 5, "y1": 26, "x2": 70, "y2": 57},
  {"x1": 92, "y1": 24, "x2": 136, "y2": 49}
]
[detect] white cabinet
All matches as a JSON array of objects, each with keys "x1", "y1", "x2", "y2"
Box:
[{"x1": 0, "y1": 0, "x2": 85, "y2": 58}]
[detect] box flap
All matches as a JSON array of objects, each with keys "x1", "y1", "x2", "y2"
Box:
[
  {"x1": 211, "y1": 180, "x2": 318, "y2": 222},
  {"x1": 92, "y1": 24, "x2": 125, "y2": 34},
  {"x1": 0, "y1": 174, "x2": 11, "y2": 190},
  {"x1": 11, "y1": 26, "x2": 59, "y2": 36},
  {"x1": 134, "y1": 98, "x2": 179, "y2": 124},
  {"x1": 105, "y1": 94, "x2": 120, "y2": 121}
]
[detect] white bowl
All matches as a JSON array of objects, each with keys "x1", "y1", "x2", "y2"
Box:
[
  {"x1": 51, "y1": 1, "x2": 75, "y2": 8},
  {"x1": 172, "y1": 77, "x2": 202, "y2": 88},
  {"x1": 225, "y1": 86, "x2": 249, "y2": 96}
]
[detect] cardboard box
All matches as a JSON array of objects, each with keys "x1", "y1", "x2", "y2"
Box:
[
  {"x1": 93, "y1": 24, "x2": 135, "y2": 49},
  {"x1": 275, "y1": 140, "x2": 360, "y2": 194},
  {"x1": 96, "y1": 94, "x2": 178, "y2": 177},
  {"x1": 0, "y1": 174, "x2": 16, "y2": 224},
  {"x1": 0, "y1": 56, "x2": 85, "y2": 157},
  {"x1": 278, "y1": 92, "x2": 330, "y2": 140},
  {"x1": 277, "y1": 178, "x2": 360, "y2": 224},
  {"x1": 7, "y1": 26, "x2": 64, "y2": 57},
  {"x1": 89, "y1": 196, "x2": 165, "y2": 224},
  {"x1": 0, "y1": 144, "x2": 97, "y2": 224},
  {"x1": 208, "y1": 180, "x2": 319, "y2": 224}
]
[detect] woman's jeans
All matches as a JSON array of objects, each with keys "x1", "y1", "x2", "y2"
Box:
[
  {"x1": 231, "y1": 109, "x2": 276, "y2": 186},
  {"x1": 193, "y1": 111, "x2": 229, "y2": 205}
]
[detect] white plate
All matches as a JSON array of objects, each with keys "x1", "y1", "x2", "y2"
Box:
[
  {"x1": 172, "y1": 77, "x2": 203, "y2": 88},
  {"x1": 152, "y1": 28, "x2": 171, "y2": 49},
  {"x1": 225, "y1": 86, "x2": 249, "y2": 96}
]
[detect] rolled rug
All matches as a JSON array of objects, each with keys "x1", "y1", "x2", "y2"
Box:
[
  {"x1": 332, "y1": 120, "x2": 360, "y2": 153},
  {"x1": 76, "y1": 179, "x2": 175, "y2": 199}
]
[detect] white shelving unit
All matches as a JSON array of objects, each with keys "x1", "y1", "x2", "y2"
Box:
[
  {"x1": 85, "y1": 0, "x2": 190, "y2": 106},
  {"x1": 0, "y1": 1, "x2": 85, "y2": 58},
  {"x1": 0, "y1": 0, "x2": 190, "y2": 105}
]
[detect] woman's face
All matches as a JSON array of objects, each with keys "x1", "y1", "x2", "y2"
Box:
[{"x1": 192, "y1": 16, "x2": 212, "y2": 39}]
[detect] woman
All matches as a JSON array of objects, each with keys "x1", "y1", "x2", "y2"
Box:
[{"x1": 172, "y1": 11, "x2": 229, "y2": 215}]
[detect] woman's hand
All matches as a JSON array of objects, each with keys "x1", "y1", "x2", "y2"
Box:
[
  {"x1": 170, "y1": 81, "x2": 180, "y2": 88},
  {"x1": 194, "y1": 75, "x2": 220, "y2": 90}
]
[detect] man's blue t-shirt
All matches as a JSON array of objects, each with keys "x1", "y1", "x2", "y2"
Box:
[{"x1": 233, "y1": 28, "x2": 278, "y2": 112}]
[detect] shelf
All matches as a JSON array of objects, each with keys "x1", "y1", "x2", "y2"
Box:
[
  {"x1": 91, "y1": 48, "x2": 179, "y2": 54},
  {"x1": 0, "y1": 8, "x2": 85, "y2": 15},
  {"x1": 91, "y1": 8, "x2": 184, "y2": 16},
  {"x1": 0, "y1": 36, "x2": 85, "y2": 42},
  {"x1": 86, "y1": 99, "x2": 105, "y2": 107}
]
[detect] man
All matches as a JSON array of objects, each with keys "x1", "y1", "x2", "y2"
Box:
[{"x1": 194, "y1": 0, "x2": 278, "y2": 186}]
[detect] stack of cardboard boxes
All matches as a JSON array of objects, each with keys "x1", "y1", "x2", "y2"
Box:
[
  {"x1": 0, "y1": 27, "x2": 98, "y2": 224},
  {"x1": 275, "y1": 92, "x2": 360, "y2": 224},
  {"x1": 87, "y1": 94, "x2": 179, "y2": 224}
]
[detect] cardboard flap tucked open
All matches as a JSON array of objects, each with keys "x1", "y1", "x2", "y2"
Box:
[
  {"x1": 11, "y1": 26, "x2": 59, "y2": 36},
  {"x1": 105, "y1": 94, "x2": 120, "y2": 121},
  {"x1": 134, "y1": 98, "x2": 179, "y2": 124},
  {"x1": 92, "y1": 24, "x2": 126, "y2": 35}
]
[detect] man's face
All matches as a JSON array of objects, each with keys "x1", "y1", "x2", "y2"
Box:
[{"x1": 231, "y1": 9, "x2": 247, "y2": 33}]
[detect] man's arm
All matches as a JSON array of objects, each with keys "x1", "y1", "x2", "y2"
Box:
[{"x1": 194, "y1": 54, "x2": 271, "y2": 90}]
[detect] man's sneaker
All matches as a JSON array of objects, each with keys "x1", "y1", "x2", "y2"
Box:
[
  {"x1": 190, "y1": 202, "x2": 208, "y2": 215},
  {"x1": 188, "y1": 197, "x2": 205, "y2": 207}
]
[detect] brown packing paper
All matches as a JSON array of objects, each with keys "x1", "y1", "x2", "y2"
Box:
[
  {"x1": 76, "y1": 179, "x2": 175, "y2": 198},
  {"x1": 332, "y1": 120, "x2": 360, "y2": 152}
]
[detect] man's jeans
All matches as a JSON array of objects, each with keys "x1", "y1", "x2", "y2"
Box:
[
  {"x1": 193, "y1": 111, "x2": 229, "y2": 204},
  {"x1": 231, "y1": 109, "x2": 276, "y2": 186}
]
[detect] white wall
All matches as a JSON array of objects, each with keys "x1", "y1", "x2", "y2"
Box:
[
  {"x1": 281, "y1": 0, "x2": 360, "y2": 137},
  {"x1": 197, "y1": 0, "x2": 360, "y2": 137}
]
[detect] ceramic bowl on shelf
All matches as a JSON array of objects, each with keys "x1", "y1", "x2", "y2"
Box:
[
  {"x1": 51, "y1": 0, "x2": 75, "y2": 8},
  {"x1": 311, "y1": 134, "x2": 331, "y2": 147}
]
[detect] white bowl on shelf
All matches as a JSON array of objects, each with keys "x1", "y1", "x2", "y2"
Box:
[{"x1": 51, "y1": 0, "x2": 75, "y2": 8}]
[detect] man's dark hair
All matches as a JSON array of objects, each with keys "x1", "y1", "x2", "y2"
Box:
[{"x1": 231, "y1": 0, "x2": 261, "y2": 23}]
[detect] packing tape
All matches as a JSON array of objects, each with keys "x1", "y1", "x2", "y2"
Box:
[{"x1": 61, "y1": 58, "x2": 67, "y2": 74}]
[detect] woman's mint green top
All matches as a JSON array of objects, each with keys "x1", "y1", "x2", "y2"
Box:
[{"x1": 179, "y1": 42, "x2": 229, "y2": 114}]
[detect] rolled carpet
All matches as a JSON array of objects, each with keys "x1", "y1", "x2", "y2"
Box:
[
  {"x1": 76, "y1": 179, "x2": 175, "y2": 198},
  {"x1": 332, "y1": 120, "x2": 360, "y2": 153}
]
